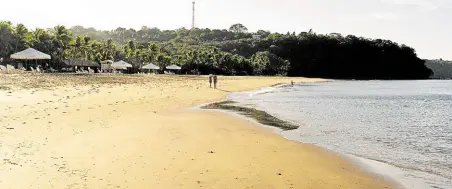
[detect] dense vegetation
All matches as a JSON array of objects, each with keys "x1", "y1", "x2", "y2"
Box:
[
  {"x1": 425, "y1": 59, "x2": 452, "y2": 79},
  {"x1": 0, "y1": 21, "x2": 432, "y2": 79}
]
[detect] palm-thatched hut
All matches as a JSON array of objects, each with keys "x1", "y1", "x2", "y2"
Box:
[
  {"x1": 61, "y1": 58, "x2": 100, "y2": 73},
  {"x1": 10, "y1": 48, "x2": 51, "y2": 70},
  {"x1": 10, "y1": 48, "x2": 51, "y2": 60}
]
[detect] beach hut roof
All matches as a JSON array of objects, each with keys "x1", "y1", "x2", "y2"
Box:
[
  {"x1": 166, "y1": 65, "x2": 181, "y2": 70},
  {"x1": 62, "y1": 58, "x2": 100, "y2": 67},
  {"x1": 111, "y1": 60, "x2": 132, "y2": 69},
  {"x1": 142, "y1": 63, "x2": 160, "y2": 70},
  {"x1": 10, "y1": 48, "x2": 51, "y2": 60}
]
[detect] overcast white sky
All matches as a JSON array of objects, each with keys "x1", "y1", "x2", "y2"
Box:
[{"x1": 0, "y1": 0, "x2": 451, "y2": 59}]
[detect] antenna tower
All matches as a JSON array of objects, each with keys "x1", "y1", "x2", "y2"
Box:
[{"x1": 192, "y1": 1, "x2": 196, "y2": 29}]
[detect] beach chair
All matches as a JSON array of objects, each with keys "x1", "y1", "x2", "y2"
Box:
[
  {"x1": 6, "y1": 64, "x2": 15, "y2": 70},
  {"x1": 17, "y1": 63, "x2": 24, "y2": 69}
]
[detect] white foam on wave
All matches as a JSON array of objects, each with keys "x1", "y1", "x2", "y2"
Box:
[
  {"x1": 251, "y1": 86, "x2": 277, "y2": 96},
  {"x1": 228, "y1": 86, "x2": 279, "y2": 101}
]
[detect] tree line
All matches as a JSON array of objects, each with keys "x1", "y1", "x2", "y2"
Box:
[
  {"x1": 425, "y1": 59, "x2": 452, "y2": 79},
  {"x1": 0, "y1": 21, "x2": 432, "y2": 79}
]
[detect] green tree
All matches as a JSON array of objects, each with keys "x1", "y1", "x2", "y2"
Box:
[
  {"x1": 0, "y1": 20, "x2": 432, "y2": 79},
  {"x1": 0, "y1": 21, "x2": 15, "y2": 61},
  {"x1": 251, "y1": 51, "x2": 288, "y2": 75},
  {"x1": 229, "y1": 23, "x2": 248, "y2": 33},
  {"x1": 52, "y1": 25, "x2": 73, "y2": 61},
  {"x1": 13, "y1": 23, "x2": 32, "y2": 52},
  {"x1": 31, "y1": 28, "x2": 54, "y2": 55}
]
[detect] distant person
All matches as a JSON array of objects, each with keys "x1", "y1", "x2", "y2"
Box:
[
  {"x1": 209, "y1": 74, "x2": 213, "y2": 88},
  {"x1": 291, "y1": 80, "x2": 294, "y2": 86},
  {"x1": 213, "y1": 75, "x2": 218, "y2": 89}
]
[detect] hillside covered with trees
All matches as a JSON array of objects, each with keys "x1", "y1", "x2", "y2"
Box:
[
  {"x1": 425, "y1": 59, "x2": 452, "y2": 79},
  {"x1": 0, "y1": 21, "x2": 432, "y2": 79}
]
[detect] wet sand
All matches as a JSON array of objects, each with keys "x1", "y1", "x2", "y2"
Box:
[{"x1": 0, "y1": 74, "x2": 395, "y2": 189}]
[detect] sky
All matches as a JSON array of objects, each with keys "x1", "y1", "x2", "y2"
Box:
[{"x1": 0, "y1": 0, "x2": 451, "y2": 59}]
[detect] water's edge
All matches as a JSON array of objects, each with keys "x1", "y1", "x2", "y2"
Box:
[{"x1": 192, "y1": 85, "x2": 407, "y2": 189}]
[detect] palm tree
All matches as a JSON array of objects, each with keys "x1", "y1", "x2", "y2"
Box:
[
  {"x1": 101, "y1": 39, "x2": 115, "y2": 61},
  {"x1": 0, "y1": 21, "x2": 15, "y2": 61},
  {"x1": 52, "y1": 25, "x2": 73, "y2": 61},
  {"x1": 14, "y1": 24, "x2": 31, "y2": 52}
]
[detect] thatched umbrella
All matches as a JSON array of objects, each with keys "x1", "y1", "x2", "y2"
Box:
[
  {"x1": 142, "y1": 63, "x2": 160, "y2": 74},
  {"x1": 10, "y1": 48, "x2": 51, "y2": 70},
  {"x1": 111, "y1": 60, "x2": 132, "y2": 70},
  {"x1": 165, "y1": 64, "x2": 181, "y2": 74},
  {"x1": 166, "y1": 65, "x2": 181, "y2": 70},
  {"x1": 142, "y1": 63, "x2": 160, "y2": 70}
]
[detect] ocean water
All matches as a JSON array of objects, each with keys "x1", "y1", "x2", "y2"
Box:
[{"x1": 228, "y1": 80, "x2": 452, "y2": 189}]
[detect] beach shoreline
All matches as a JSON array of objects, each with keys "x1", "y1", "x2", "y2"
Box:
[
  {"x1": 219, "y1": 81, "x2": 452, "y2": 189},
  {"x1": 1, "y1": 74, "x2": 396, "y2": 189},
  {"x1": 199, "y1": 86, "x2": 406, "y2": 189},
  {"x1": 200, "y1": 105, "x2": 406, "y2": 189}
]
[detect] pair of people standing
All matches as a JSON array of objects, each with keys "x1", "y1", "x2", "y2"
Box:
[{"x1": 209, "y1": 74, "x2": 218, "y2": 89}]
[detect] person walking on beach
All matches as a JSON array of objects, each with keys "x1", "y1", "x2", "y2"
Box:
[
  {"x1": 213, "y1": 74, "x2": 218, "y2": 89},
  {"x1": 209, "y1": 74, "x2": 213, "y2": 88}
]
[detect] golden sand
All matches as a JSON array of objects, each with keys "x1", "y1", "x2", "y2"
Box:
[{"x1": 0, "y1": 74, "x2": 395, "y2": 189}]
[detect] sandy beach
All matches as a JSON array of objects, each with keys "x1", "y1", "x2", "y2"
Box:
[{"x1": 0, "y1": 73, "x2": 395, "y2": 189}]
